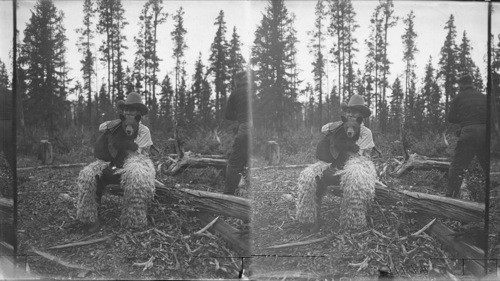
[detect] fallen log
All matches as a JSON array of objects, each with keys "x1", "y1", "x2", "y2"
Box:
[
  {"x1": 107, "y1": 180, "x2": 250, "y2": 221},
  {"x1": 392, "y1": 153, "x2": 450, "y2": 177},
  {"x1": 325, "y1": 182, "x2": 483, "y2": 223},
  {"x1": 17, "y1": 163, "x2": 88, "y2": 172},
  {"x1": 251, "y1": 164, "x2": 311, "y2": 171},
  {"x1": 0, "y1": 198, "x2": 13, "y2": 217},
  {"x1": 166, "y1": 156, "x2": 227, "y2": 175},
  {"x1": 424, "y1": 220, "x2": 485, "y2": 276},
  {"x1": 167, "y1": 154, "x2": 226, "y2": 159},
  {"x1": 197, "y1": 213, "x2": 250, "y2": 256}
]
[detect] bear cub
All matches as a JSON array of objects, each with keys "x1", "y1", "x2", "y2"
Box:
[
  {"x1": 316, "y1": 115, "x2": 362, "y2": 168},
  {"x1": 94, "y1": 114, "x2": 140, "y2": 169},
  {"x1": 332, "y1": 115, "x2": 362, "y2": 168},
  {"x1": 110, "y1": 114, "x2": 140, "y2": 168}
]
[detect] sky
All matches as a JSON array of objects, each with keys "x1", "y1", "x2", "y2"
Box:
[{"x1": 0, "y1": 0, "x2": 495, "y2": 102}]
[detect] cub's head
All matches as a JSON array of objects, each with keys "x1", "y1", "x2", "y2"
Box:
[
  {"x1": 341, "y1": 115, "x2": 362, "y2": 139},
  {"x1": 119, "y1": 114, "x2": 141, "y2": 138}
]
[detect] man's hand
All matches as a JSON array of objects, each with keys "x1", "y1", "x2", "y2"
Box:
[{"x1": 139, "y1": 146, "x2": 151, "y2": 156}]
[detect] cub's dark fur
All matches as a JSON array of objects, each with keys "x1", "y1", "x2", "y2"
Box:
[
  {"x1": 94, "y1": 114, "x2": 141, "y2": 169},
  {"x1": 316, "y1": 116, "x2": 362, "y2": 168}
]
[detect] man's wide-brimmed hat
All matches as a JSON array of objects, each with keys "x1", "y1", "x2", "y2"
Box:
[
  {"x1": 118, "y1": 92, "x2": 148, "y2": 115},
  {"x1": 341, "y1": 94, "x2": 371, "y2": 118}
]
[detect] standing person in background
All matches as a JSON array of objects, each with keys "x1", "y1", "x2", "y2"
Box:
[
  {"x1": 446, "y1": 74, "x2": 487, "y2": 198},
  {"x1": 224, "y1": 70, "x2": 255, "y2": 195}
]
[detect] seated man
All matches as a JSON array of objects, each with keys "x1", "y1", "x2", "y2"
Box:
[
  {"x1": 76, "y1": 92, "x2": 156, "y2": 231},
  {"x1": 314, "y1": 94, "x2": 375, "y2": 230}
]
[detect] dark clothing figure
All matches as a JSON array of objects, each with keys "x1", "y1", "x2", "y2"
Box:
[
  {"x1": 447, "y1": 78, "x2": 488, "y2": 198},
  {"x1": 224, "y1": 73, "x2": 253, "y2": 195}
]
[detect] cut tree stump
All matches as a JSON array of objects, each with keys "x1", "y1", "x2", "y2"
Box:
[
  {"x1": 37, "y1": 140, "x2": 54, "y2": 165},
  {"x1": 325, "y1": 182, "x2": 483, "y2": 223},
  {"x1": 424, "y1": 220, "x2": 485, "y2": 276},
  {"x1": 392, "y1": 153, "x2": 450, "y2": 177},
  {"x1": 264, "y1": 141, "x2": 280, "y2": 166}
]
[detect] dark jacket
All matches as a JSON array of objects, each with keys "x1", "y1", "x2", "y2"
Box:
[
  {"x1": 447, "y1": 84, "x2": 486, "y2": 127},
  {"x1": 225, "y1": 83, "x2": 253, "y2": 123}
]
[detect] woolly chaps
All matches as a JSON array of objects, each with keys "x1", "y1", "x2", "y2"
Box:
[
  {"x1": 339, "y1": 156, "x2": 377, "y2": 230},
  {"x1": 295, "y1": 157, "x2": 377, "y2": 230},
  {"x1": 295, "y1": 161, "x2": 331, "y2": 224},
  {"x1": 76, "y1": 154, "x2": 156, "y2": 228}
]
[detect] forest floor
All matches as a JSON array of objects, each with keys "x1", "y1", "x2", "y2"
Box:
[
  {"x1": 249, "y1": 138, "x2": 490, "y2": 280},
  {"x1": 16, "y1": 151, "x2": 247, "y2": 280}
]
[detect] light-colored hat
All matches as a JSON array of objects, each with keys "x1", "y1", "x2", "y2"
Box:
[
  {"x1": 341, "y1": 95, "x2": 371, "y2": 118},
  {"x1": 118, "y1": 92, "x2": 148, "y2": 115}
]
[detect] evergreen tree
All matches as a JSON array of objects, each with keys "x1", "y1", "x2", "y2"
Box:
[
  {"x1": 308, "y1": 0, "x2": 326, "y2": 127},
  {"x1": 365, "y1": 4, "x2": 383, "y2": 119},
  {"x1": 421, "y1": 56, "x2": 442, "y2": 131},
  {"x1": 457, "y1": 30, "x2": 474, "y2": 77},
  {"x1": 209, "y1": 10, "x2": 229, "y2": 121},
  {"x1": 342, "y1": 0, "x2": 359, "y2": 99},
  {"x1": 401, "y1": 10, "x2": 417, "y2": 125},
  {"x1": 438, "y1": 14, "x2": 459, "y2": 116},
  {"x1": 19, "y1": 0, "x2": 69, "y2": 137},
  {"x1": 227, "y1": 26, "x2": 246, "y2": 92},
  {"x1": 76, "y1": 0, "x2": 96, "y2": 127},
  {"x1": 378, "y1": 0, "x2": 397, "y2": 132},
  {"x1": 389, "y1": 77, "x2": 403, "y2": 133},
  {"x1": 191, "y1": 53, "x2": 205, "y2": 122},
  {"x1": 159, "y1": 73, "x2": 174, "y2": 127},
  {"x1": 456, "y1": 31, "x2": 484, "y2": 92},
  {"x1": 111, "y1": 0, "x2": 128, "y2": 102},
  {"x1": 251, "y1": 0, "x2": 301, "y2": 135},
  {"x1": 171, "y1": 7, "x2": 187, "y2": 122},
  {"x1": 0, "y1": 60, "x2": 9, "y2": 89},
  {"x1": 98, "y1": 83, "x2": 113, "y2": 121}
]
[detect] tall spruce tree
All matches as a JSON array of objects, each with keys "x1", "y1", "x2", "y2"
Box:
[
  {"x1": 0, "y1": 60, "x2": 9, "y2": 89},
  {"x1": 76, "y1": 0, "x2": 96, "y2": 127},
  {"x1": 19, "y1": 0, "x2": 69, "y2": 137},
  {"x1": 365, "y1": 4, "x2": 383, "y2": 119},
  {"x1": 389, "y1": 77, "x2": 403, "y2": 133},
  {"x1": 308, "y1": 0, "x2": 326, "y2": 127},
  {"x1": 227, "y1": 26, "x2": 246, "y2": 92},
  {"x1": 438, "y1": 14, "x2": 458, "y2": 116},
  {"x1": 401, "y1": 10, "x2": 417, "y2": 122},
  {"x1": 251, "y1": 0, "x2": 301, "y2": 135},
  {"x1": 422, "y1": 56, "x2": 442, "y2": 131},
  {"x1": 378, "y1": 0, "x2": 397, "y2": 132},
  {"x1": 159, "y1": 73, "x2": 174, "y2": 127},
  {"x1": 171, "y1": 7, "x2": 187, "y2": 122},
  {"x1": 209, "y1": 10, "x2": 229, "y2": 121}
]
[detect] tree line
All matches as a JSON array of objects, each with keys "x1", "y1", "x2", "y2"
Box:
[
  {"x1": 14, "y1": 0, "x2": 247, "y2": 139},
  {"x1": 5, "y1": 0, "x2": 488, "y2": 141},
  {"x1": 251, "y1": 0, "x2": 485, "y2": 138}
]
